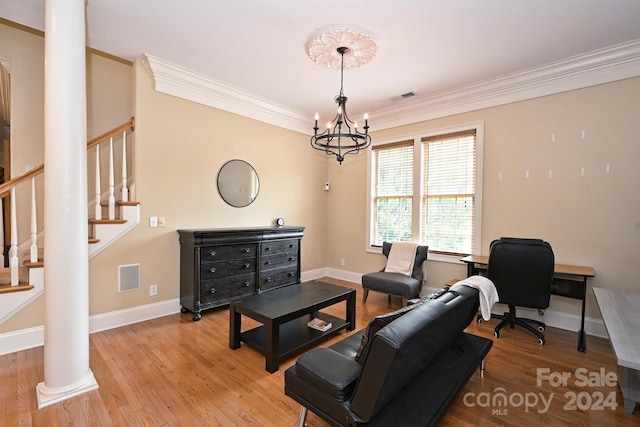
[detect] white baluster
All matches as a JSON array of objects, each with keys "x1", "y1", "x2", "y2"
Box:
[
  {"x1": 30, "y1": 178, "x2": 38, "y2": 263},
  {"x1": 121, "y1": 130, "x2": 129, "y2": 202},
  {"x1": 10, "y1": 187, "x2": 18, "y2": 286},
  {"x1": 94, "y1": 146, "x2": 101, "y2": 220},
  {"x1": 108, "y1": 136, "x2": 115, "y2": 220}
]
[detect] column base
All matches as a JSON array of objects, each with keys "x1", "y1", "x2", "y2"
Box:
[{"x1": 36, "y1": 370, "x2": 99, "y2": 409}]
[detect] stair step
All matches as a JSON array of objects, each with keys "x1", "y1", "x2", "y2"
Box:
[
  {"x1": 89, "y1": 238, "x2": 100, "y2": 244},
  {"x1": 0, "y1": 283, "x2": 34, "y2": 294},
  {"x1": 18, "y1": 239, "x2": 101, "y2": 267},
  {"x1": 90, "y1": 219, "x2": 127, "y2": 225},
  {"x1": 21, "y1": 248, "x2": 45, "y2": 264},
  {"x1": 0, "y1": 267, "x2": 28, "y2": 285},
  {"x1": 23, "y1": 261, "x2": 43, "y2": 268},
  {"x1": 100, "y1": 200, "x2": 140, "y2": 207}
]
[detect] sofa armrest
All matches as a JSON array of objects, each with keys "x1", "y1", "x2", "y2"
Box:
[{"x1": 295, "y1": 347, "x2": 362, "y2": 401}]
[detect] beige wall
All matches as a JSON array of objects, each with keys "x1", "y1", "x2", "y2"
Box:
[
  {"x1": 85, "y1": 60, "x2": 328, "y2": 315},
  {"x1": 325, "y1": 77, "x2": 640, "y2": 320},
  {"x1": 0, "y1": 21, "x2": 45, "y2": 174}
]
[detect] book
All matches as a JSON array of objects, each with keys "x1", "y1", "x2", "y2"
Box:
[{"x1": 307, "y1": 317, "x2": 332, "y2": 332}]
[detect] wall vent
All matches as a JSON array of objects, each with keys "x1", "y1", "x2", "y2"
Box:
[{"x1": 118, "y1": 264, "x2": 140, "y2": 292}]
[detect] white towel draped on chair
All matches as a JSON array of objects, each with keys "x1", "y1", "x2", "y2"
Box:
[
  {"x1": 451, "y1": 275, "x2": 499, "y2": 321},
  {"x1": 384, "y1": 242, "x2": 419, "y2": 276}
]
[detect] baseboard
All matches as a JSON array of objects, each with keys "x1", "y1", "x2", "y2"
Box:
[
  {"x1": 0, "y1": 298, "x2": 182, "y2": 356},
  {"x1": 89, "y1": 298, "x2": 182, "y2": 333},
  {"x1": 324, "y1": 271, "x2": 607, "y2": 339},
  {"x1": 421, "y1": 285, "x2": 608, "y2": 339},
  {"x1": 0, "y1": 270, "x2": 608, "y2": 356},
  {"x1": 2, "y1": 272, "x2": 334, "y2": 355},
  {"x1": 323, "y1": 268, "x2": 363, "y2": 284},
  {"x1": 0, "y1": 325, "x2": 45, "y2": 355},
  {"x1": 301, "y1": 268, "x2": 330, "y2": 282}
]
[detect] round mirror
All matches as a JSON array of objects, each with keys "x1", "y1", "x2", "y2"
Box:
[{"x1": 217, "y1": 159, "x2": 260, "y2": 207}]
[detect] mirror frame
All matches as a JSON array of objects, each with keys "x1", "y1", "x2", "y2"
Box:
[{"x1": 216, "y1": 159, "x2": 260, "y2": 208}]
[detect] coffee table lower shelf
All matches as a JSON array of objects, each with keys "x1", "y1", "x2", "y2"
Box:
[{"x1": 241, "y1": 312, "x2": 348, "y2": 361}]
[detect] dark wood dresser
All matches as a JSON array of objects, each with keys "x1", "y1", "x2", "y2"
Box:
[{"x1": 177, "y1": 226, "x2": 305, "y2": 320}]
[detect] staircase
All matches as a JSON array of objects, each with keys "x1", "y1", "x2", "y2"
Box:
[{"x1": 0, "y1": 118, "x2": 138, "y2": 324}]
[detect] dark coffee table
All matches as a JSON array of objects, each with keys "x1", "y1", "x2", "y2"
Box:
[{"x1": 229, "y1": 280, "x2": 356, "y2": 373}]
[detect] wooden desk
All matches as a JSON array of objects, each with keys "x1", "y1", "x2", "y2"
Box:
[
  {"x1": 460, "y1": 255, "x2": 595, "y2": 352},
  {"x1": 593, "y1": 287, "x2": 640, "y2": 413}
]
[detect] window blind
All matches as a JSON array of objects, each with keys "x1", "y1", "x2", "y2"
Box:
[
  {"x1": 421, "y1": 130, "x2": 476, "y2": 255},
  {"x1": 371, "y1": 141, "x2": 413, "y2": 246}
]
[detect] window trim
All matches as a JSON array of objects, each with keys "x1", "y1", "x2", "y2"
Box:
[{"x1": 366, "y1": 121, "x2": 484, "y2": 263}]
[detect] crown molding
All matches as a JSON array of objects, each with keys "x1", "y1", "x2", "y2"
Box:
[
  {"x1": 143, "y1": 39, "x2": 640, "y2": 135},
  {"x1": 373, "y1": 39, "x2": 640, "y2": 130},
  {"x1": 143, "y1": 54, "x2": 310, "y2": 134}
]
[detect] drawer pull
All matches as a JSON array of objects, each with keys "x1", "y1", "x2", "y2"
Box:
[
  {"x1": 289, "y1": 244, "x2": 294, "y2": 248},
  {"x1": 289, "y1": 257, "x2": 294, "y2": 262},
  {"x1": 210, "y1": 250, "x2": 216, "y2": 256},
  {"x1": 210, "y1": 288, "x2": 216, "y2": 294},
  {"x1": 265, "y1": 260, "x2": 271, "y2": 266},
  {"x1": 244, "y1": 282, "x2": 251, "y2": 287},
  {"x1": 244, "y1": 248, "x2": 251, "y2": 253},
  {"x1": 245, "y1": 263, "x2": 251, "y2": 269},
  {"x1": 266, "y1": 277, "x2": 272, "y2": 283},
  {"x1": 210, "y1": 267, "x2": 216, "y2": 273},
  {"x1": 288, "y1": 272, "x2": 295, "y2": 278},
  {"x1": 265, "y1": 246, "x2": 272, "y2": 251}
]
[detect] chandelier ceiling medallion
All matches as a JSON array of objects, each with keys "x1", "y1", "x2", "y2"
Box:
[{"x1": 307, "y1": 25, "x2": 379, "y2": 164}]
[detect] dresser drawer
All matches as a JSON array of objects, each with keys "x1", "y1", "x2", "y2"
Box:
[
  {"x1": 201, "y1": 258, "x2": 256, "y2": 279},
  {"x1": 261, "y1": 253, "x2": 297, "y2": 271},
  {"x1": 261, "y1": 239, "x2": 299, "y2": 255},
  {"x1": 200, "y1": 274, "x2": 256, "y2": 303},
  {"x1": 260, "y1": 267, "x2": 299, "y2": 291},
  {"x1": 201, "y1": 244, "x2": 257, "y2": 262}
]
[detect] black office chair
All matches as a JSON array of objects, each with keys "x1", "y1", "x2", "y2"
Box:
[
  {"x1": 486, "y1": 237, "x2": 554, "y2": 344},
  {"x1": 361, "y1": 242, "x2": 428, "y2": 306}
]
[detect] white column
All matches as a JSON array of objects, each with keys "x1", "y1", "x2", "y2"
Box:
[{"x1": 37, "y1": 0, "x2": 98, "y2": 408}]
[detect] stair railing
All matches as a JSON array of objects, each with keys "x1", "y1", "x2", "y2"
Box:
[{"x1": 0, "y1": 117, "x2": 134, "y2": 289}]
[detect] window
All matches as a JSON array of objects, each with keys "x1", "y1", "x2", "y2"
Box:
[
  {"x1": 367, "y1": 123, "x2": 483, "y2": 259},
  {"x1": 421, "y1": 130, "x2": 477, "y2": 254},
  {"x1": 370, "y1": 141, "x2": 414, "y2": 244}
]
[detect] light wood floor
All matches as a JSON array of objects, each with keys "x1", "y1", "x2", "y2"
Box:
[{"x1": 1, "y1": 278, "x2": 638, "y2": 426}]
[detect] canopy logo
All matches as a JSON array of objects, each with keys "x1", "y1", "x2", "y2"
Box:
[{"x1": 463, "y1": 367, "x2": 618, "y2": 415}]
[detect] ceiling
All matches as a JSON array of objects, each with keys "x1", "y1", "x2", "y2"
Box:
[{"x1": 2, "y1": 0, "x2": 640, "y2": 132}]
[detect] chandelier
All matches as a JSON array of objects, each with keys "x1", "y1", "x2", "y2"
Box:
[{"x1": 307, "y1": 26, "x2": 379, "y2": 164}]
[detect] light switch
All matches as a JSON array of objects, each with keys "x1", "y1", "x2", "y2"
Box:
[{"x1": 149, "y1": 216, "x2": 158, "y2": 228}]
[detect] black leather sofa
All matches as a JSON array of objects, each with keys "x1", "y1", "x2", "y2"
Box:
[{"x1": 284, "y1": 285, "x2": 493, "y2": 427}]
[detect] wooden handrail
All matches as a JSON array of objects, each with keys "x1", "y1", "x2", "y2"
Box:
[
  {"x1": 0, "y1": 164, "x2": 44, "y2": 198},
  {"x1": 86, "y1": 116, "x2": 135, "y2": 149},
  {"x1": 0, "y1": 117, "x2": 135, "y2": 198}
]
